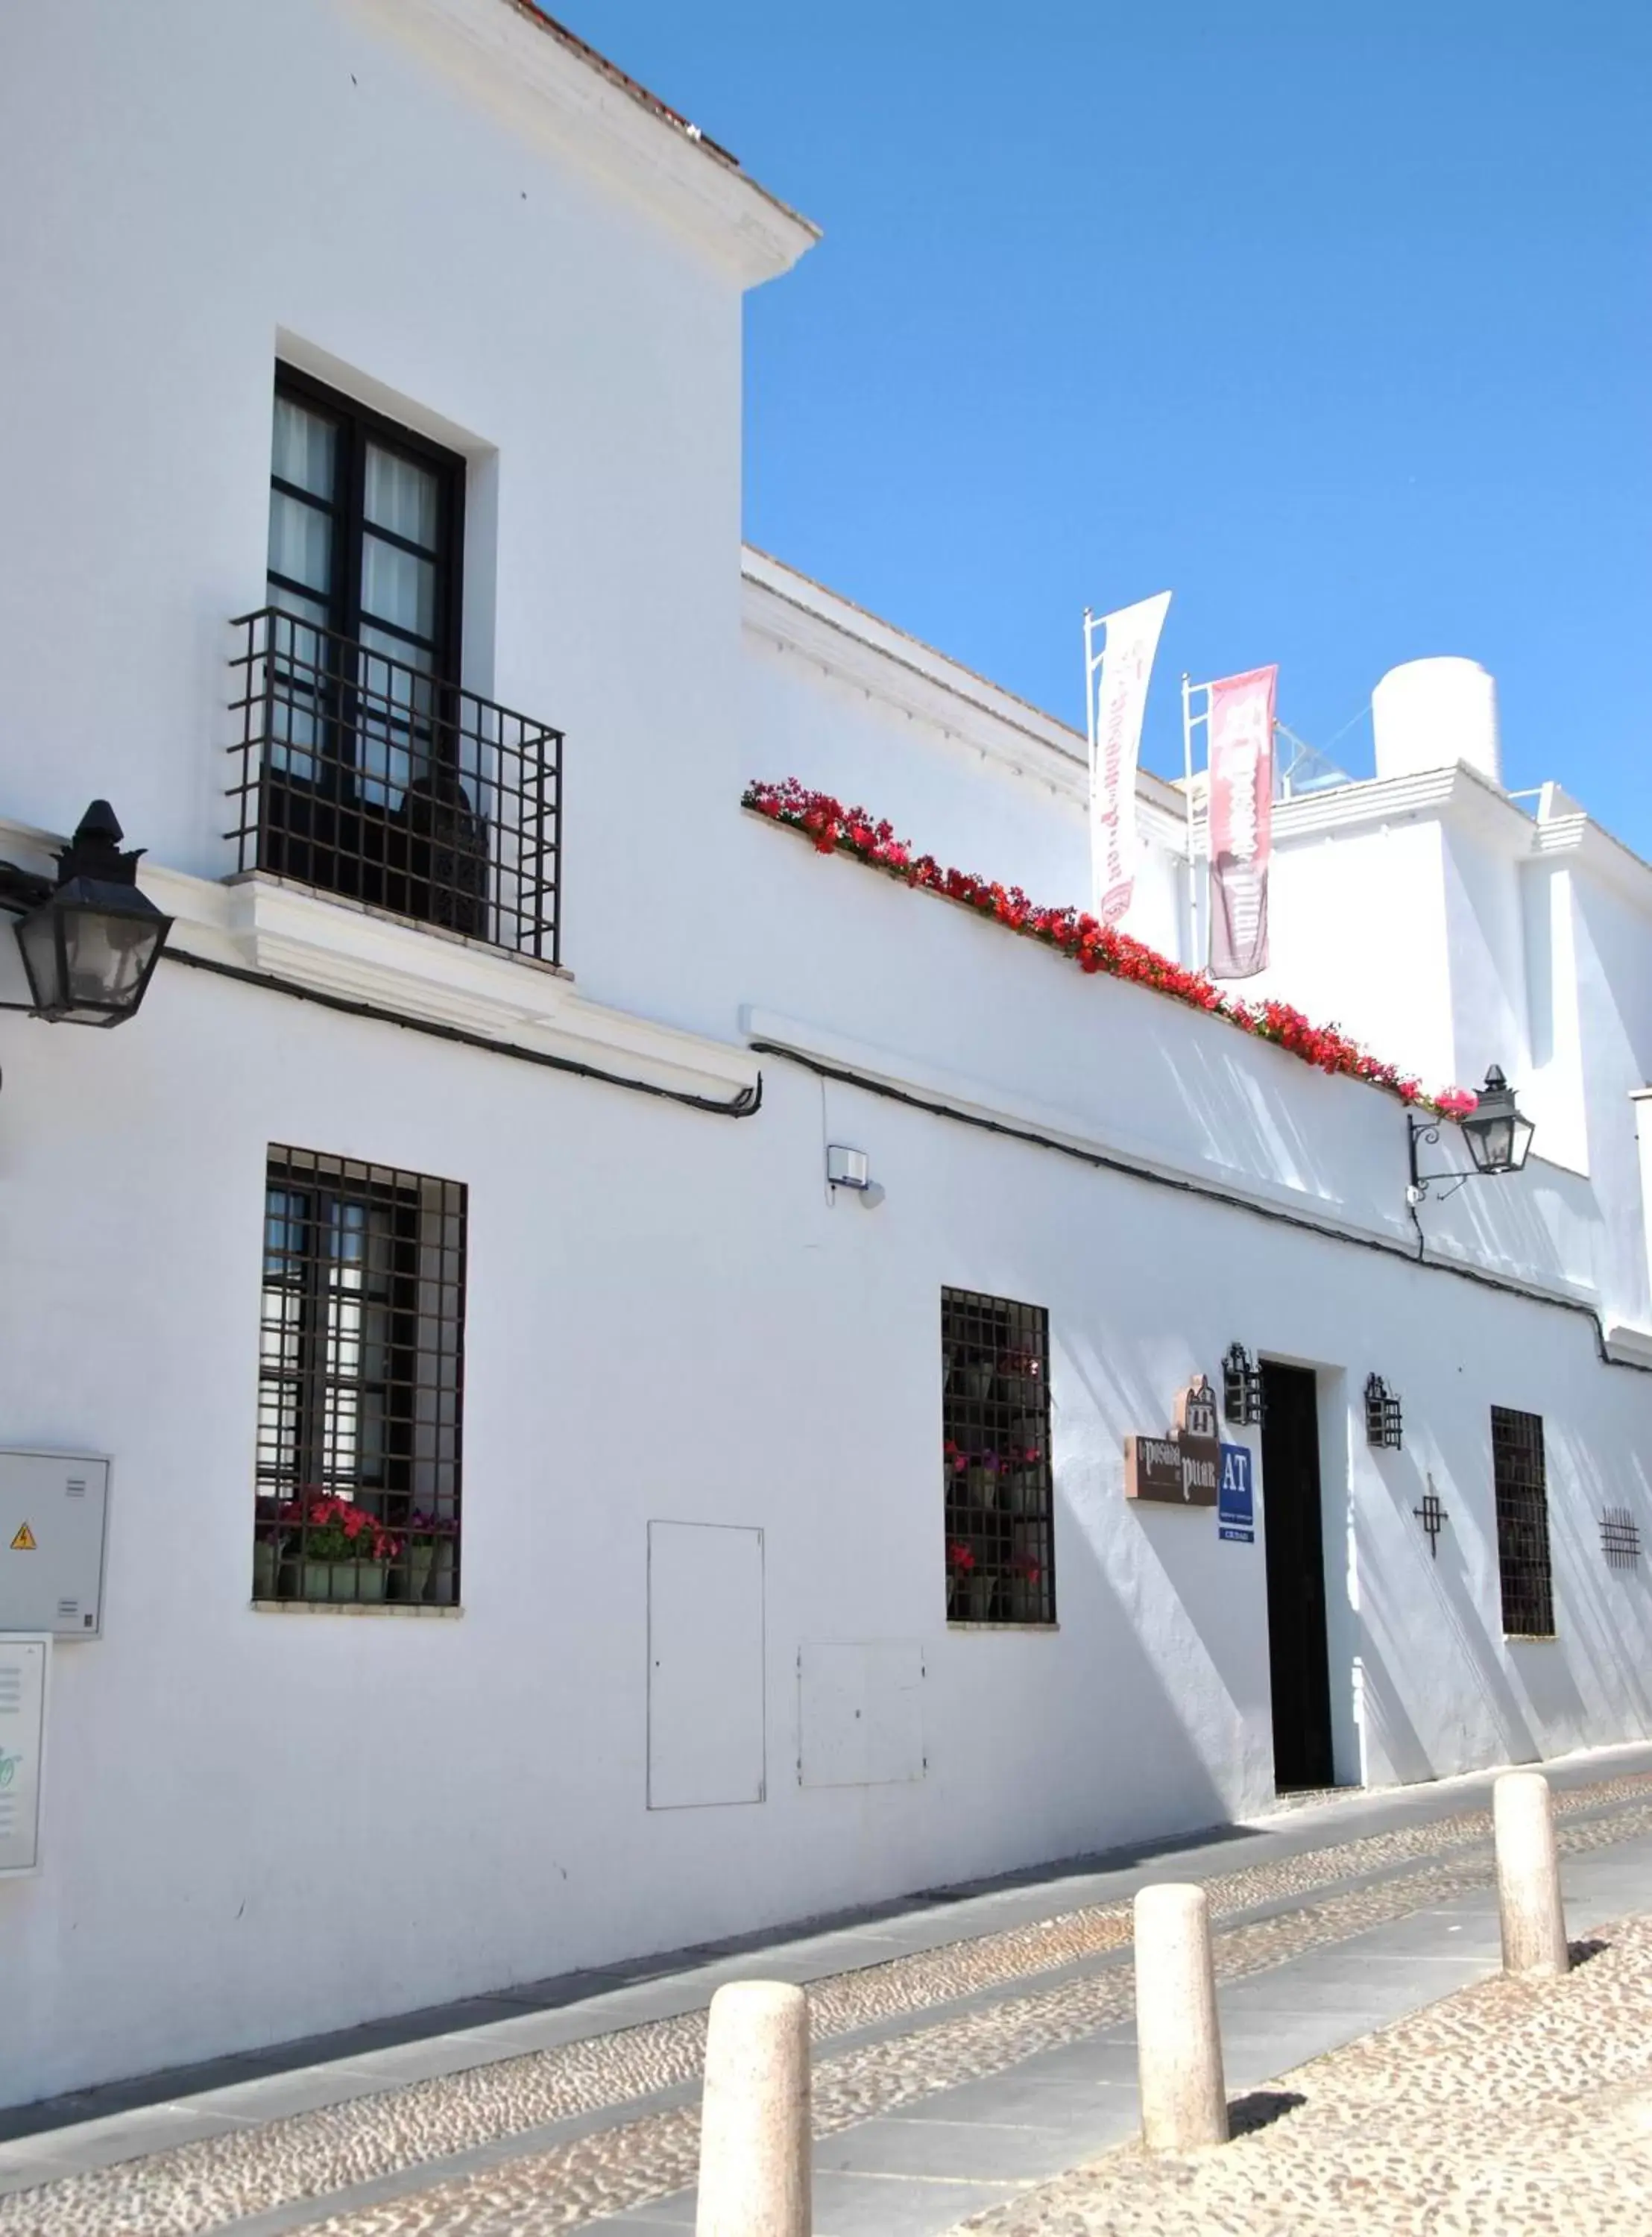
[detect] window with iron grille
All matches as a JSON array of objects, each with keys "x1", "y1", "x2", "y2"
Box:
[
  {"x1": 241, "y1": 368, "x2": 563, "y2": 960},
  {"x1": 1492, "y1": 1405, "x2": 1554, "y2": 1639},
  {"x1": 942, "y1": 1289, "x2": 1055, "y2": 1625},
  {"x1": 253, "y1": 1148, "x2": 465, "y2": 1607},
  {"x1": 259, "y1": 367, "x2": 477, "y2": 930}
]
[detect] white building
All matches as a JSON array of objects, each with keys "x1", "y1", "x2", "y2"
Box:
[{"x1": 1, "y1": 0, "x2": 1649, "y2": 2111}]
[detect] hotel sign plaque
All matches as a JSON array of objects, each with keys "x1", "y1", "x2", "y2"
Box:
[{"x1": 1125, "y1": 1375, "x2": 1222, "y2": 1508}]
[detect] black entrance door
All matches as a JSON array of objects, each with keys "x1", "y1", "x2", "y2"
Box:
[{"x1": 1261, "y1": 1362, "x2": 1334, "y2": 1791}]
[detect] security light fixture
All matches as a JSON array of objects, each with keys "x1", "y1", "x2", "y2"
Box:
[
  {"x1": 1365, "y1": 1374, "x2": 1403, "y2": 1450},
  {"x1": 825, "y1": 1143, "x2": 884, "y2": 1209},
  {"x1": 0, "y1": 801, "x2": 172, "y2": 1028},
  {"x1": 1407, "y1": 1066, "x2": 1534, "y2": 1204},
  {"x1": 1222, "y1": 1342, "x2": 1263, "y2": 1426}
]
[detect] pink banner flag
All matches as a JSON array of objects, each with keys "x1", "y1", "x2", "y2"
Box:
[{"x1": 1206, "y1": 664, "x2": 1277, "y2": 979}]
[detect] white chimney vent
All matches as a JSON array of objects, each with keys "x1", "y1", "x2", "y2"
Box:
[{"x1": 1371, "y1": 657, "x2": 1501, "y2": 787}]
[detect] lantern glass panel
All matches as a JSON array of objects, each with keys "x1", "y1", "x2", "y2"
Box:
[
  {"x1": 60, "y1": 903, "x2": 165, "y2": 1013},
  {"x1": 13, "y1": 888, "x2": 169, "y2": 1025},
  {"x1": 15, "y1": 905, "x2": 63, "y2": 1013},
  {"x1": 1466, "y1": 1113, "x2": 1515, "y2": 1174}
]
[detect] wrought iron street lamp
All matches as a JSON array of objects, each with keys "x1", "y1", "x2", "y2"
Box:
[
  {"x1": 0, "y1": 801, "x2": 172, "y2": 1027},
  {"x1": 1407, "y1": 1065, "x2": 1535, "y2": 1203}
]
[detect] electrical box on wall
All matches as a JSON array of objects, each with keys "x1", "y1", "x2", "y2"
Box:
[{"x1": 0, "y1": 1453, "x2": 110, "y2": 1638}]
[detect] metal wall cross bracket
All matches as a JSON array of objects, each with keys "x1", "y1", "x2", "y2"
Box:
[
  {"x1": 1414, "y1": 1488, "x2": 1448, "y2": 1558},
  {"x1": 1601, "y1": 1508, "x2": 1640, "y2": 1570}
]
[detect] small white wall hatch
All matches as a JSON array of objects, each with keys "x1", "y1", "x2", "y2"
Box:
[
  {"x1": 798, "y1": 1640, "x2": 925, "y2": 1788},
  {"x1": 0, "y1": 1453, "x2": 110, "y2": 1638}
]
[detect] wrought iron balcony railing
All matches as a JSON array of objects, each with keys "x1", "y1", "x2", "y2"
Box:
[{"x1": 228, "y1": 608, "x2": 563, "y2": 965}]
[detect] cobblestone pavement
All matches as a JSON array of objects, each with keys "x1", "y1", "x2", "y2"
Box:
[
  {"x1": 9, "y1": 1771, "x2": 1652, "y2": 2236},
  {"x1": 945, "y1": 1913, "x2": 1652, "y2": 2236}
]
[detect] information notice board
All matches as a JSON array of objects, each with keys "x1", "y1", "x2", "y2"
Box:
[{"x1": 0, "y1": 1636, "x2": 48, "y2": 1875}]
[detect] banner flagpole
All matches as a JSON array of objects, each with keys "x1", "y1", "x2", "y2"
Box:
[
  {"x1": 1181, "y1": 670, "x2": 1198, "y2": 968},
  {"x1": 1083, "y1": 608, "x2": 1099, "y2": 912}
]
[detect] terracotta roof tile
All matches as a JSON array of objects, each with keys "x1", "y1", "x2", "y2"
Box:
[{"x1": 496, "y1": 1, "x2": 743, "y2": 170}]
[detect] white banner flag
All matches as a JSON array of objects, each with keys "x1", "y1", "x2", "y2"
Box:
[{"x1": 1088, "y1": 591, "x2": 1171, "y2": 924}]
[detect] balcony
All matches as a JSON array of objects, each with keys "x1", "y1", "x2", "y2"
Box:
[{"x1": 228, "y1": 609, "x2": 563, "y2": 965}]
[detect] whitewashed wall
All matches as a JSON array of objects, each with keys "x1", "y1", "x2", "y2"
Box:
[
  {"x1": 0, "y1": 0, "x2": 808, "y2": 1042},
  {"x1": 0, "y1": 0, "x2": 1650, "y2": 2118},
  {"x1": 1, "y1": 845, "x2": 1649, "y2": 2107}
]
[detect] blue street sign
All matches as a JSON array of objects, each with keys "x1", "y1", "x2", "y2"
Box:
[{"x1": 1218, "y1": 1443, "x2": 1255, "y2": 1543}]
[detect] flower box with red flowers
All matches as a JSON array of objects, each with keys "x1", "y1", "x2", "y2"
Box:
[
  {"x1": 263, "y1": 1491, "x2": 405, "y2": 1605},
  {"x1": 743, "y1": 778, "x2": 1476, "y2": 1120}
]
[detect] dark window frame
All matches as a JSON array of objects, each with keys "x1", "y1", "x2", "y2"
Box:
[
  {"x1": 942, "y1": 1288, "x2": 1056, "y2": 1626},
  {"x1": 260, "y1": 368, "x2": 479, "y2": 928},
  {"x1": 253, "y1": 1146, "x2": 467, "y2": 1608},
  {"x1": 271, "y1": 362, "x2": 467, "y2": 681},
  {"x1": 1492, "y1": 1404, "x2": 1554, "y2": 1640}
]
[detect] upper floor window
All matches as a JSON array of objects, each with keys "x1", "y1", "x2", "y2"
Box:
[
  {"x1": 257, "y1": 370, "x2": 483, "y2": 930},
  {"x1": 942, "y1": 1288, "x2": 1056, "y2": 1625},
  {"x1": 268, "y1": 367, "x2": 464, "y2": 683},
  {"x1": 253, "y1": 1145, "x2": 466, "y2": 1608},
  {"x1": 230, "y1": 367, "x2": 565, "y2": 963},
  {"x1": 1492, "y1": 1405, "x2": 1554, "y2": 1639}
]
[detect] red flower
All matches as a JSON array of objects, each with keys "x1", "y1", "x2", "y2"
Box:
[{"x1": 947, "y1": 1540, "x2": 976, "y2": 1573}]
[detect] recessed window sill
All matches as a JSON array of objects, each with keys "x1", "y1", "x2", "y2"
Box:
[
  {"x1": 947, "y1": 1621, "x2": 1060, "y2": 1635},
  {"x1": 250, "y1": 1599, "x2": 463, "y2": 1619}
]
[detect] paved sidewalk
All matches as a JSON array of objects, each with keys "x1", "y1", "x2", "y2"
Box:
[
  {"x1": 947, "y1": 1910, "x2": 1652, "y2": 2235},
  {"x1": 4, "y1": 1743, "x2": 1651, "y2": 2236}
]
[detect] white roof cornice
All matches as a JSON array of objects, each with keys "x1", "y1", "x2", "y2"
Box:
[
  {"x1": 347, "y1": 0, "x2": 819, "y2": 286},
  {"x1": 1270, "y1": 762, "x2": 1531, "y2": 846},
  {"x1": 1531, "y1": 810, "x2": 1652, "y2": 916},
  {"x1": 741, "y1": 549, "x2": 1187, "y2": 843},
  {"x1": 1270, "y1": 760, "x2": 1652, "y2": 919}
]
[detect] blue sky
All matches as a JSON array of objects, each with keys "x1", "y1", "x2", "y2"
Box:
[{"x1": 553, "y1": 4, "x2": 1650, "y2": 853}]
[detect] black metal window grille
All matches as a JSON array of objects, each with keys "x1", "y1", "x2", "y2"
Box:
[
  {"x1": 235, "y1": 367, "x2": 564, "y2": 962},
  {"x1": 1492, "y1": 1406, "x2": 1554, "y2": 1639},
  {"x1": 942, "y1": 1289, "x2": 1055, "y2": 1625},
  {"x1": 230, "y1": 608, "x2": 564, "y2": 962},
  {"x1": 1601, "y1": 1508, "x2": 1640, "y2": 1571},
  {"x1": 254, "y1": 1148, "x2": 465, "y2": 1607}
]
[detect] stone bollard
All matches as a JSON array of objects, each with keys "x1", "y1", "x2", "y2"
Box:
[
  {"x1": 1133, "y1": 1883, "x2": 1229, "y2": 2152},
  {"x1": 696, "y1": 1980, "x2": 811, "y2": 2237},
  {"x1": 1493, "y1": 1771, "x2": 1570, "y2": 1978}
]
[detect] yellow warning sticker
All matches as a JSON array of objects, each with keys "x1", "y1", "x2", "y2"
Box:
[{"x1": 9, "y1": 1523, "x2": 37, "y2": 1551}]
